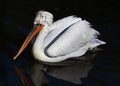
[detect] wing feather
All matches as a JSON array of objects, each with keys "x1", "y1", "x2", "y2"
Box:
[
  {"x1": 43, "y1": 16, "x2": 99, "y2": 57},
  {"x1": 43, "y1": 16, "x2": 81, "y2": 47}
]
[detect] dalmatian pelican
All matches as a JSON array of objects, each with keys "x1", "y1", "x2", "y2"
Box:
[{"x1": 13, "y1": 11, "x2": 106, "y2": 62}]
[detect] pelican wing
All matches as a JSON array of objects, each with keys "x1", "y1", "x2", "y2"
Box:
[
  {"x1": 43, "y1": 16, "x2": 81, "y2": 47},
  {"x1": 43, "y1": 16, "x2": 100, "y2": 57}
]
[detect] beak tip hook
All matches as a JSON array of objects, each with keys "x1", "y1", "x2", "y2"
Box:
[{"x1": 13, "y1": 56, "x2": 17, "y2": 60}]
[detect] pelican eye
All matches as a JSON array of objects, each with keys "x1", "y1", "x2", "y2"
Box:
[{"x1": 36, "y1": 20, "x2": 40, "y2": 24}]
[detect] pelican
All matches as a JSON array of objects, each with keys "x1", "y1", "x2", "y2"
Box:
[{"x1": 13, "y1": 11, "x2": 106, "y2": 62}]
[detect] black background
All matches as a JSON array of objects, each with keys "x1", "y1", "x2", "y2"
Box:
[{"x1": 0, "y1": 0, "x2": 120, "y2": 86}]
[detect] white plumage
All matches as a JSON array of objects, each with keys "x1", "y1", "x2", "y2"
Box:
[
  {"x1": 13, "y1": 11, "x2": 106, "y2": 62},
  {"x1": 32, "y1": 11, "x2": 106, "y2": 62}
]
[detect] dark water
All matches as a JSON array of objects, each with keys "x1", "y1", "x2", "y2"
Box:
[{"x1": 0, "y1": 0, "x2": 120, "y2": 86}]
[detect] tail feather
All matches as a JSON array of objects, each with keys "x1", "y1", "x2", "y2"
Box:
[{"x1": 89, "y1": 39, "x2": 106, "y2": 50}]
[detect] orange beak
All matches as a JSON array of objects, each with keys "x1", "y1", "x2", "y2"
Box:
[{"x1": 13, "y1": 24, "x2": 44, "y2": 60}]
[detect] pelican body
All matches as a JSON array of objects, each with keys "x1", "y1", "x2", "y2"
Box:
[{"x1": 13, "y1": 11, "x2": 106, "y2": 62}]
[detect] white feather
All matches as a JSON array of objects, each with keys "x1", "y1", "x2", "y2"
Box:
[
  {"x1": 43, "y1": 16, "x2": 81, "y2": 47},
  {"x1": 44, "y1": 18, "x2": 105, "y2": 57},
  {"x1": 32, "y1": 11, "x2": 106, "y2": 62}
]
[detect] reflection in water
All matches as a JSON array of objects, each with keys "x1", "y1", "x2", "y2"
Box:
[{"x1": 0, "y1": 0, "x2": 120, "y2": 86}]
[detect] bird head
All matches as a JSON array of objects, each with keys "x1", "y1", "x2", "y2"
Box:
[
  {"x1": 13, "y1": 11, "x2": 53, "y2": 60},
  {"x1": 34, "y1": 11, "x2": 53, "y2": 27}
]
